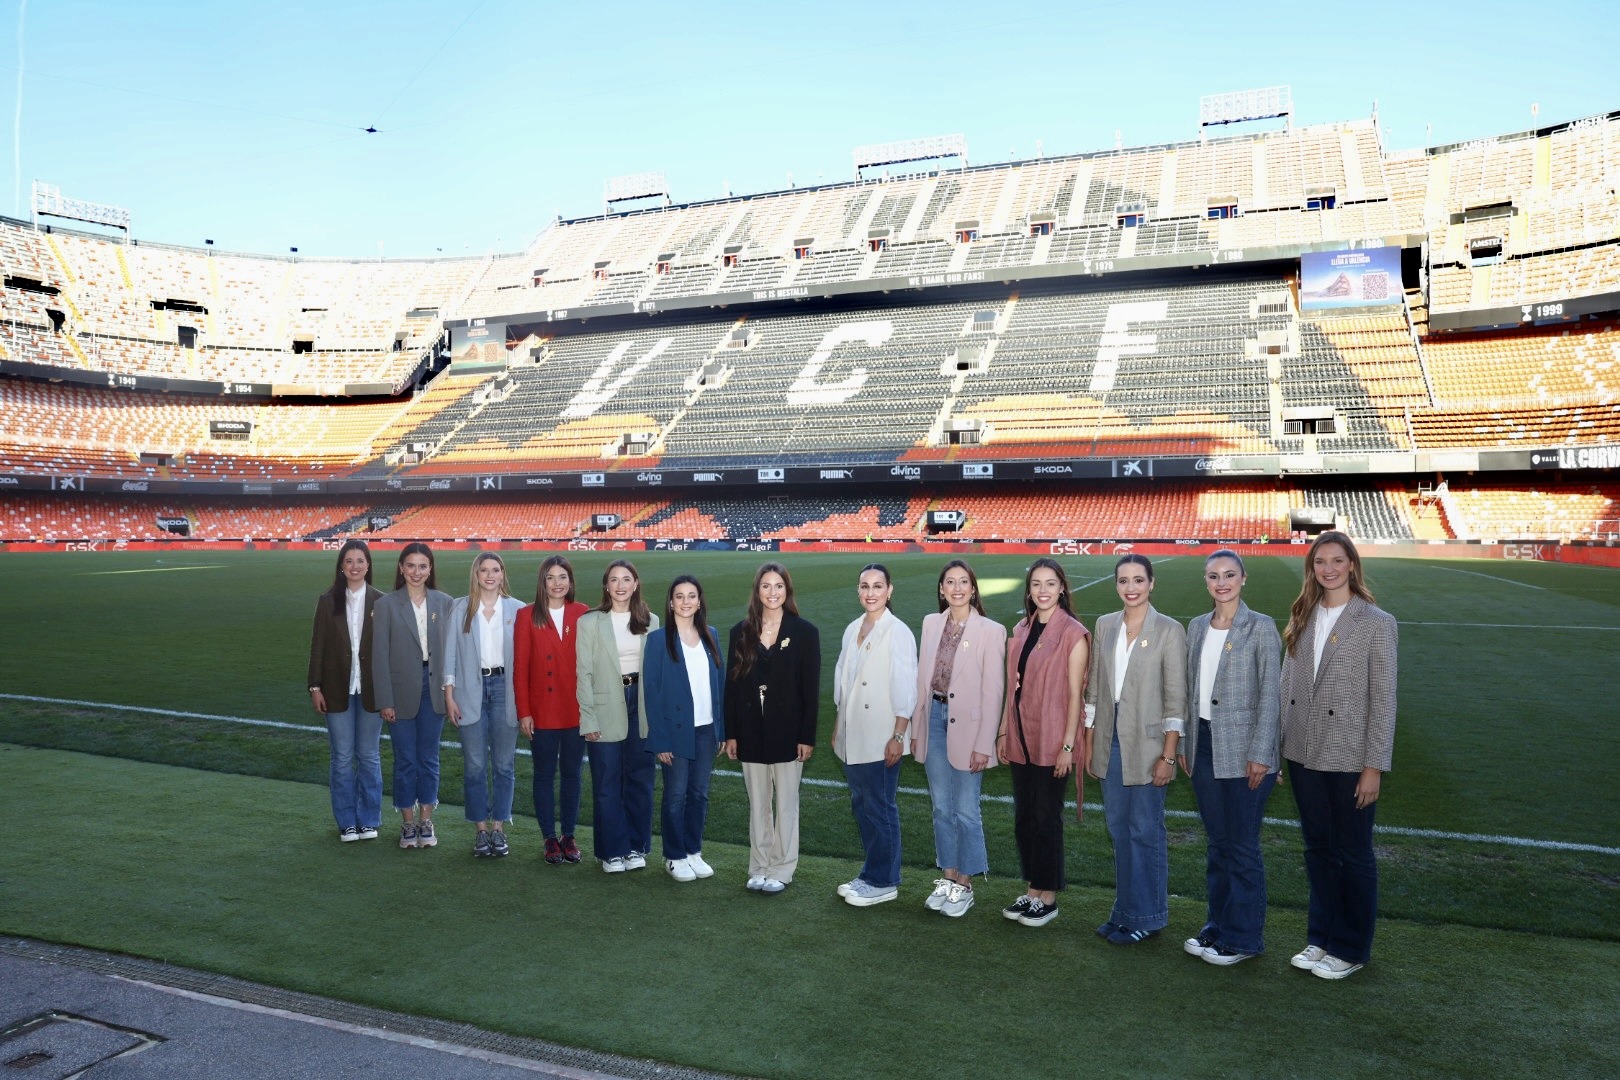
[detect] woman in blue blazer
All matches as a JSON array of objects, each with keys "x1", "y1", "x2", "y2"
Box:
[
  {"x1": 444, "y1": 552, "x2": 525, "y2": 859},
  {"x1": 641, "y1": 575, "x2": 726, "y2": 882},
  {"x1": 1179, "y1": 549, "x2": 1281, "y2": 966}
]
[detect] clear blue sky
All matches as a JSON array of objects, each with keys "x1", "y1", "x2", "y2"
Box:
[{"x1": 5, "y1": 0, "x2": 1616, "y2": 258}]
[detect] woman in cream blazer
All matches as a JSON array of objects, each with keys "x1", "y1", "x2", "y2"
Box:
[{"x1": 1086, "y1": 554, "x2": 1187, "y2": 945}]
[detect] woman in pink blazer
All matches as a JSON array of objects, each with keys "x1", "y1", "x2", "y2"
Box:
[{"x1": 911, "y1": 560, "x2": 1007, "y2": 918}]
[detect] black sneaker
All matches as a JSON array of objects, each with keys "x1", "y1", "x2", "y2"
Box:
[
  {"x1": 490, "y1": 828, "x2": 509, "y2": 857},
  {"x1": 1002, "y1": 896, "x2": 1035, "y2": 921},
  {"x1": 1018, "y1": 899, "x2": 1059, "y2": 927},
  {"x1": 1184, "y1": 931, "x2": 1217, "y2": 956},
  {"x1": 473, "y1": 829, "x2": 492, "y2": 858}
]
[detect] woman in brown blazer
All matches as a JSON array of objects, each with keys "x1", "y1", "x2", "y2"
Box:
[{"x1": 307, "y1": 539, "x2": 384, "y2": 843}]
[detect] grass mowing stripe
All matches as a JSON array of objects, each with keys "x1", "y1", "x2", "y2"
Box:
[
  {"x1": 12, "y1": 692, "x2": 1614, "y2": 858},
  {"x1": 81, "y1": 564, "x2": 231, "y2": 576}
]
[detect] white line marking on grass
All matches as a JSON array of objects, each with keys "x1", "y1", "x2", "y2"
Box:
[
  {"x1": 1402, "y1": 621, "x2": 1620, "y2": 632},
  {"x1": 1427, "y1": 564, "x2": 1547, "y2": 591},
  {"x1": 83, "y1": 565, "x2": 228, "y2": 576},
  {"x1": 10, "y1": 693, "x2": 1618, "y2": 857}
]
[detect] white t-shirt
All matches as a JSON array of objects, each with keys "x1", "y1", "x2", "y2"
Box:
[
  {"x1": 345, "y1": 587, "x2": 366, "y2": 694},
  {"x1": 1198, "y1": 627, "x2": 1229, "y2": 722},
  {"x1": 1313, "y1": 603, "x2": 1346, "y2": 678},
  {"x1": 477, "y1": 602, "x2": 503, "y2": 668},
  {"x1": 682, "y1": 638, "x2": 714, "y2": 728},
  {"x1": 611, "y1": 611, "x2": 640, "y2": 675},
  {"x1": 549, "y1": 605, "x2": 565, "y2": 636}
]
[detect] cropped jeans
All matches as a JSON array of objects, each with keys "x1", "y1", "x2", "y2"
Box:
[
  {"x1": 922, "y1": 698, "x2": 988, "y2": 876},
  {"x1": 390, "y1": 666, "x2": 444, "y2": 811}
]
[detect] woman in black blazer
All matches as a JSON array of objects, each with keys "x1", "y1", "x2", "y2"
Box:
[
  {"x1": 724, "y1": 562, "x2": 820, "y2": 894},
  {"x1": 307, "y1": 539, "x2": 384, "y2": 843}
]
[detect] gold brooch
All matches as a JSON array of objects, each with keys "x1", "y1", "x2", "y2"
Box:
[
  {"x1": 1330, "y1": 634, "x2": 1338, "y2": 644},
  {"x1": 1138, "y1": 638, "x2": 1149, "y2": 649},
  {"x1": 780, "y1": 637, "x2": 791, "y2": 649},
  {"x1": 1224, "y1": 641, "x2": 1233, "y2": 652}
]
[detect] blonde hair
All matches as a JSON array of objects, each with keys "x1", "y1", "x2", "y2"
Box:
[
  {"x1": 1284, "y1": 531, "x2": 1375, "y2": 655},
  {"x1": 462, "y1": 552, "x2": 511, "y2": 633}
]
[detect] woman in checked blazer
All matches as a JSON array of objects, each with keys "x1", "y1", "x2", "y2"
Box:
[
  {"x1": 1179, "y1": 549, "x2": 1281, "y2": 966},
  {"x1": 1280, "y1": 531, "x2": 1397, "y2": 981}
]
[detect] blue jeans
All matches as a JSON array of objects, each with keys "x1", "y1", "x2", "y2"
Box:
[
  {"x1": 458, "y1": 674, "x2": 517, "y2": 823},
  {"x1": 585, "y1": 685, "x2": 655, "y2": 859},
  {"x1": 1289, "y1": 760, "x2": 1378, "y2": 965},
  {"x1": 531, "y1": 726, "x2": 585, "y2": 837},
  {"x1": 660, "y1": 724, "x2": 717, "y2": 860},
  {"x1": 1189, "y1": 719, "x2": 1276, "y2": 953},
  {"x1": 390, "y1": 667, "x2": 444, "y2": 810},
  {"x1": 325, "y1": 698, "x2": 383, "y2": 830},
  {"x1": 922, "y1": 698, "x2": 988, "y2": 876},
  {"x1": 844, "y1": 759, "x2": 901, "y2": 889},
  {"x1": 1101, "y1": 726, "x2": 1169, "y2": 932}
]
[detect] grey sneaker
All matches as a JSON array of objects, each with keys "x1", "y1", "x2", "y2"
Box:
[
  {"x1": 489, "y1": 828, "x2": 509, "y2": 857},
  {"x1": 473, "y1": 829, "x2": 492, "y2": 858},
  {"x1": 924, "y1": 878, "x2": 952, "y2": 911},
  {"x1": 941, "y1": 882, "x2": 975, "y2": 918},
  {"x1": 399, "y1": 822, "x2": 417, "y2": 849},
  {"x1": 416, "y1": 820, "x2": 437, "y2": 848},
  {"x1": 844, "y1": 880, "x2": 898, "y2": 907}
]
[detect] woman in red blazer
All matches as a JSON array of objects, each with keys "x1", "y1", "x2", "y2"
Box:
[{"x1": 515, "y1": 555, "x2": 591, "y2": 864}]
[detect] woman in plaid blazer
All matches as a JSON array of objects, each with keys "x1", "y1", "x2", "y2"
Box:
[
  {"x1": 1280, "y1": 531, "x2": 1398, "y2": 981},
  {"x1": 1179, "y1": 549, "x2": 1282, "y2": 966}
]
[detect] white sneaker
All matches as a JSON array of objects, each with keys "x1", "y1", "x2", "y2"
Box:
[
  {"x1": 667, "y1": 858, "x2": 696, "y2": 882},
  {"x1": 759, "y1": 878, "x2": 786, "y2": 894},
  {"x1": 746, "y1": 876, "x2": 766, "y2": 891},
  {"x1": 601, "y1": 857, "x2": 627, "y2": 874},
  {"x1": 940, "y1": 882, "x2": 975, "y2": 918},
  {"x1": 844, "y1": 880, "x2": 899, "y2": 907},
  {"x1": 1290, "y1": 945, "x2": 1327, "y2": 970},
  {"x1": 1312, "y1": 954, "x2": 1364, "y2": 980},
  {"x1": 624, "y1": 850, "x2": 647, "y2": 871},
  {"x1": 687, "y1": 852, "x2": 714, "y2": 878},
  {"x1": 924, "y1": 878, "x2": 952, "y2": 911}
]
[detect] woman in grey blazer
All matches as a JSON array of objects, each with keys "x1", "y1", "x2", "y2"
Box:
[
  {"x1": 1085, "y1": 553, "x2": 1187, "y2": 945},
  {"x1": 444, "y1": 553, "x2": 525, "y2": 859},
  {"x1": 1280, "y1": 531, "x2": 1397, "y2": 981},
  {"x1": 1179, "y1": 549, "x2": 1281, "y2": 966},
  {"x1": 371, "y1": 543, "x2": 453, "y2": 850}
]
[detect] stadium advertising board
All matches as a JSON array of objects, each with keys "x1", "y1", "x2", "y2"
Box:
[
  {"x1": 1299, "y1": 247, "x2": 1402, "y2": 310},
  {"x1": 1530, "y1": 446, "x2": 1620, "y2": 470},
  {"x1": 450, "y1": 317, "x2": 506, "y2": 365},
  {"x1": 0, "y1": 357, "x2": 271, "y2": 399}
]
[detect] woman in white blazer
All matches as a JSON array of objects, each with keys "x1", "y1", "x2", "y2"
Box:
[
  {"x1": 444, "y1": 553, "x2": 525, "y2": 859},
  {"x1": 911, "y1": 559, "x2": 1006, "y2": 918},
  {"x1": 1179, "y1": 549, "x2": 1281, "y2": 966},
  {"x1": 832, "y1": 564, "x2": 917, "y2": 908},
  {"x1": 1086, "y1": 553, "x2": 1187, "y2": 945},
  {"x1": 576, "y1": 559, "x2": 659, "y2": 873}
]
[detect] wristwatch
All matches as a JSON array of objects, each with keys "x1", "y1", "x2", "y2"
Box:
[
  {"x1": 1162, "y1": 755, "x2": 1176, "y2": 765},
  {"x1": 891, "y1": 731, "x2": 906, "y2": 744}
]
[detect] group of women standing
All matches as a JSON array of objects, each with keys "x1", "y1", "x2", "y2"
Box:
[{"x1": 307, "y1": 534, "x2": 1396, "y2": 979}]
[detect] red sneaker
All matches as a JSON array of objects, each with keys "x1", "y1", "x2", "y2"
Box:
[
  {"x1": 544, "y1": 836, "x2": 564, "y2": 865},
  {"x1": 559, "y1": 835, "x2": 582, "y2": 863}
]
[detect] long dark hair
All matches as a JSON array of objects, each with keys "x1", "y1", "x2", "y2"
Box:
[
  {"x1": 531, "y1": 554, "x2": 576, "y2": 627},
  {"x1": 663, "y1": 575, "x2": 722, "y2": 668},
  {"x1": 730, "y1": 561, "x2": 799, "y2": 681},
  {"x1": 596, "y1": 558, "x2": 651, "y2": 635},
  {"x1": 326, "y1": 538, "x2": 373, "y2": 615},
  {"x1": 1021, "y1": 557, "x2": 1074, "y2": 620},
  {"x1": 936, "y1": 558, "x2": 986, "y2": 616},
  {"x1": 1114, "y1": 552, "x2": 1154, "y2": 582},
  {"x1": 392, "y1": 542, "x2": 437, "y2": 591},
  {"x1": 1285, "y1": 531, "x2": 1374, "y2": 656}
]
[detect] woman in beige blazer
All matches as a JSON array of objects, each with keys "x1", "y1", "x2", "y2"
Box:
[
  {"x1": 1086, "y1": 553, "x2": 1187, "y2": 945},
  {"x1": 911, "y1": 560, "x2": 1006, "y2": 918},
  {"x1": 576, "y1": 559, "x2": 659, "y2": 873}
]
